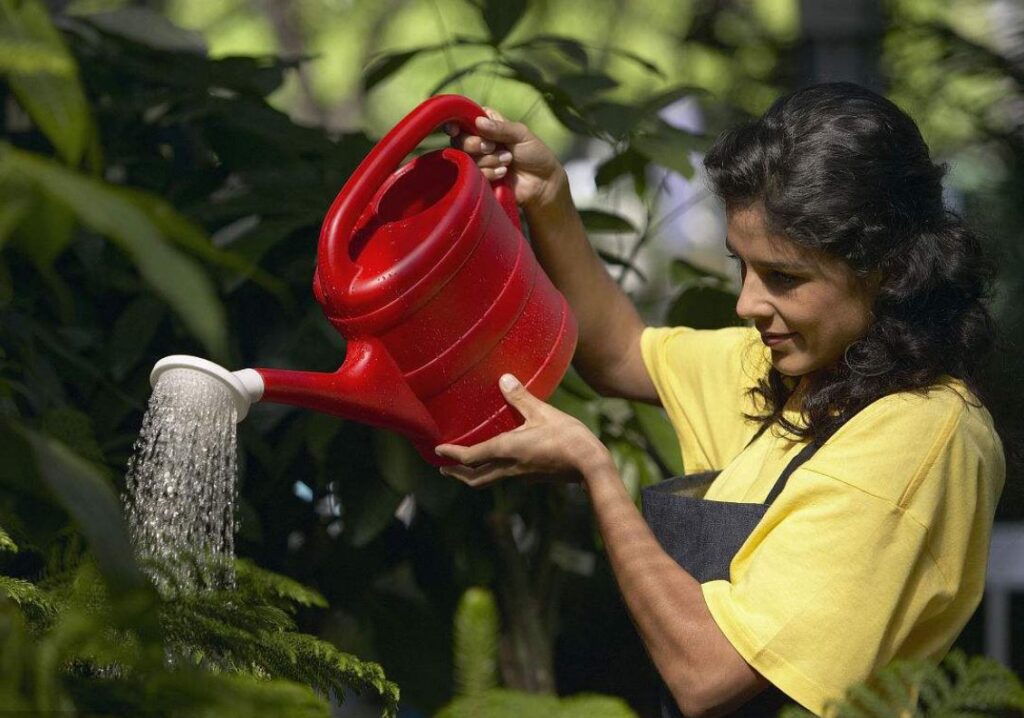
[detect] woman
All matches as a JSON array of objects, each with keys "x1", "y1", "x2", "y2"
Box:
[{"x1": 436, "y1": 83, "x2": 1005, "y2": 717}]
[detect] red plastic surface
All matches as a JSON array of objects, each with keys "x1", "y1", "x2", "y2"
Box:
[{"x1": 255, "y1": 94, "x2": 577, "y2": 466}]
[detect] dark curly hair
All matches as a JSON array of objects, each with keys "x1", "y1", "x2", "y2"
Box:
[{"x1": 703, "y1": 82, "x2": 996, "y2": 441}]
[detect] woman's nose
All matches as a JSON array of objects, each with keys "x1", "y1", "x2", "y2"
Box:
[{"x1": 735, "y1": 274, "x2": 770, "y2": 321}]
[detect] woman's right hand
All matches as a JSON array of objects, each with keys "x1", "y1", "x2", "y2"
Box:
[{"x1": 445, "y1": 107, "x2": 566, "y2": 211}]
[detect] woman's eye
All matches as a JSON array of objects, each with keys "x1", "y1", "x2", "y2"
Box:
[{"x1": 768, "y1": 271, "x2": 799, "y2": 288}]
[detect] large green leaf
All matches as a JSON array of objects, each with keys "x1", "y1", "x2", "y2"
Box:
[
  {"x1": 666, "y1": 284, "x2": 742, "y2": 330},
  {"x1": 1, "y1": 0, "x2": 94, "y2": 166},
  {"x1": 631, "y1": 402, "x2": 684, "y2": 477},
  {"x1": 1, "y1": 144, "x2": 229, "y2": 359},
  {"x1": 118, "y1": 187, "x2": 286, "y2": 298},
  {"x1": 579, "y1": 209, "x2": 638, "y2": 234},
  {"x1": 3, "y1": 420, "x2": 143, "y2": 594}
]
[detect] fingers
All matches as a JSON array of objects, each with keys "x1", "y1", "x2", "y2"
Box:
[
  {"x1": 439, "y1": 459, "x2": 516, "y2": 487},
  {"x1": 435, "y1": 431, "x2": 515, "y2": 466}
]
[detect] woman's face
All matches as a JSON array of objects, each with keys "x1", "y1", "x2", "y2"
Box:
[{"x1": 727, "y1": 204, "x2": 877, "y2": 377}]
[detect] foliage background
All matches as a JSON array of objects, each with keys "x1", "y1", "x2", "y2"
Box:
[{"x1": 2, "y1": 0, "x2": 1022, "y2": 715}]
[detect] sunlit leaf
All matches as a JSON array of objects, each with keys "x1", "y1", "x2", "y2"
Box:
[
  {"x1": 632, "y1": 122, "x2": 702, "y2": 179},
  {"x1": 1, "y1": 0, "x2": 93, "y2": 166},
  {"x1": 3, "y1": 144, "x2": 229, "y2": 359}
]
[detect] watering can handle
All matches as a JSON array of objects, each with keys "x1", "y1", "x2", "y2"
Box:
[{"x1": 317, "y1": 94, "x2": 520, "y2": 307}]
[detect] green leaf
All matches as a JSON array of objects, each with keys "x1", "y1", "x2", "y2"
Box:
[
  {"x1": 579, "y1": 209, "x2": 637, "y2": 234},
  {"x1": 475, "y1": 0, "x2": 528, "y2": 46},
  {"x1": 595, "y1": 147, "x2": 648, "y2": 194},
  {"x1": 555, "y1": 71, "x2": 617, "y2": 102},
  {"x1": 0, "y1": 180, "x2": 35, "y2": 248},
  {"x1": 596, "y1": 250, "x2": 646, "y2": 282},
  {"x1": 558, "y1": 365, "x2": 600, "y2": 400},
  {"x1": 548, "y1": 386, "x2": 600, "y2": 434},
  {"x1": 5, "y1": 420, "x2": 145, "y2": 594},
  {"x1": 2, "y1": 144, "x2": 229, "y2": 360},
  {"x1": 75, "y1": 7, "x2": 206, "y2": 54},
  {"x1": 427, "y1": 59, "x2": 495, "y2": 97},
  {"x1": 666, "y1": 284, "x2": 741, "y2": 330},
  {"x1": 669, "y1": 257, "x2": 731, "y2": 287},
  {"x1": 511, "y1": 34, "x2": 590, "y2": 68},
  {"x1": 118, "y1": 187, "x2": 286, "y2": 297},
  {"x1": 339, "y1": 474, "x2": 402, "y2": 548},
  {"x1": 632, "y1": 122, "x2": 703, "y2": 179},
  {"x1": 364, "y1": 47, "x2": 438, "y2": 92},
  {"x1": 631, "y1": 402, "x2": 684, "y2": 476},
  {"x1": 106, "y1": 296, "x2": 166, "y2": 381},
  {"x1": 606, "y1": 46, "x2": 665, "y2": 78},
  {"x1": 374, "y1": 430, "x2": 431, "y2": 496},
  {"x1": 1, "y1": 0, "x2": 93, "y2": 166},
  {"x1": 9, "y1": 193, "x2": 75, "y2": 268}
]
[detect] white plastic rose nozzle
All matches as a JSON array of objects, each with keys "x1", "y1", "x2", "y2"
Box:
[{"x1": 150, "y1": 355, "x2": 264, "y2": 422}]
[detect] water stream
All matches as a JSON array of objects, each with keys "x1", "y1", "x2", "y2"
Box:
[{"x1": 123, "y1": 368, "x2": 239, "y2": 594}]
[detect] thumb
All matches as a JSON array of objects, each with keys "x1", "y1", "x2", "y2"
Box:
[
  {"x1": 499, "y1": 374, "x2": 538, "y2": 416},
  {"x1": 475, "y1": 112, "x2": 528, "y2": 145}
]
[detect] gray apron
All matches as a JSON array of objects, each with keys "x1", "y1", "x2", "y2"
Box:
[{"x1": 641, "y1": 427, "x2": 827, "y2": 717}]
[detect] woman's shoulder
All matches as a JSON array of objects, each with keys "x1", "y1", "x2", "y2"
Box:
[
  {"x1": 805, "y1": 378, "x2": 1004, "y2": 511},
  {"x1": 642, "y1": 325, "x2": 765, "y2": 374}
]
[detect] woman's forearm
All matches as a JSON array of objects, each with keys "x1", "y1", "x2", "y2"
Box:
[
  {"x1": 579, "y1": 454, "x2": 766, "y2": 716},
  {"x1": 524, "y1": 175, "x2": 647, "y2": 392}
]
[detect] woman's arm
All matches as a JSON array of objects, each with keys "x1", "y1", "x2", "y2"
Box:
[
  {"x1": 449, "y1": 111, "x2": 656, "y2": 403},
  {"x1": 580, "y1": 451, "x2": 770, "y2": 718},
  {"x1": 437, "y1": 377, "x2": 769, "y2": 718}
]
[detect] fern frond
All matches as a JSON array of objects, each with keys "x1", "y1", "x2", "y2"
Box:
[
  {"x1": 0, "y1": 576, "x2": 60, "y2": 627},
  {"x1": 235, "y1": 558, "x2": 328, "y2": 610},
  {"x1": 437, "y1": 688, "x2": 637, "y2": 718},
  {"x1": 0, "y1": 524, "x2": 17, "y2": 553},
  {"x1": 822, "y1": 650, "x2": 1024, "y2": 718},
  {"x1": 453, "y1": 587, "x2": 499, "y2": 699}
]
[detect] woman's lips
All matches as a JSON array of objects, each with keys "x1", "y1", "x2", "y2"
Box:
[{"x1": 760, "y1": 332, "x2": 796, "y2": 347}]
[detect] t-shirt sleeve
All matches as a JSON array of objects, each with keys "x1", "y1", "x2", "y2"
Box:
[
  {"x1": 700, "y1": 391, "x2": 1004, "y2": 715},
  {"x1": 701, "y1": 472, "x2": 945, "y2": 715},
  {"x1": 639, "y1": 325, "x2": 768, "y2": 472}
]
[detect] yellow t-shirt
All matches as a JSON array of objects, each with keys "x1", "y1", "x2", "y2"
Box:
[{"x1": 639, "y1": 325, "x2": 1005, "y2": 716}]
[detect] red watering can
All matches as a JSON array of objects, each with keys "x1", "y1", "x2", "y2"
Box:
[{"x1": 155, "y1": 95, "x2": 577, "y2": 466}]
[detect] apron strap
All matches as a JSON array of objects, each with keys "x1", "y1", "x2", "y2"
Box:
[{"x1": 763, "y1": 429, "x2": 835, "y2": 506}]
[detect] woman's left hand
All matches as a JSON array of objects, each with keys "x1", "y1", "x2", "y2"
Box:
[{"x1": 435, "y1": 374, "x2": 608, "y2": 487}]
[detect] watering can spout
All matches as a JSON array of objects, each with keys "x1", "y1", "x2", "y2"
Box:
[
  {"x1": 254, "y1": 337, "x2": 439, "y2": 440},
  {"x1": 151, "y1": 356, "x2": 264, "y2": 422}
]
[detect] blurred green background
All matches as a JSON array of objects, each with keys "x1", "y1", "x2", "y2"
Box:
[{"x1": 2, "y1": 1, "x2": 1023, "y2": 716}]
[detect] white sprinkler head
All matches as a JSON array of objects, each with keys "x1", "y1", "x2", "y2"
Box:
[{"x1": 150, "y1": 355, "x2": 264, "y2": 422}]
